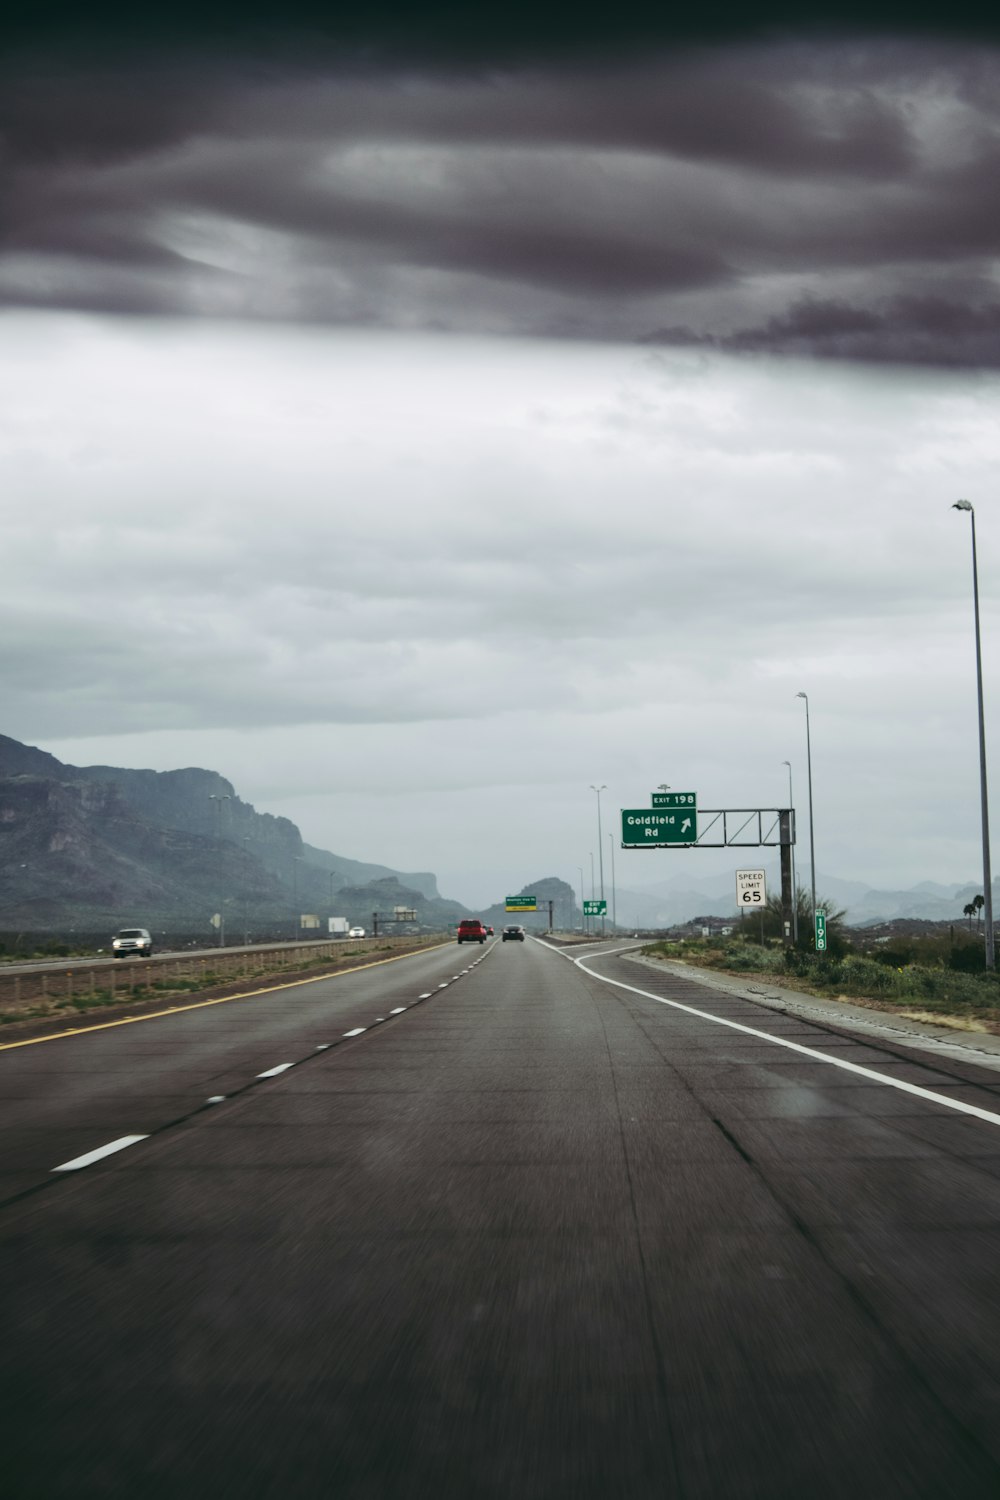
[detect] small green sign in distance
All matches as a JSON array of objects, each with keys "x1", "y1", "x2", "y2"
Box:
[
  {"x1": 583, "y1": 899, "x2": 607, "y2": 916},
  {"x1": 621, "y1": 808, "x2": 697, "y2": 846},
  {"x1": 815, "y1": 911, "x2": 828, "y2": 951},
  {"x1": 651, "y1": 791, "x2": 697, "y2": 809},
  {"x1": 506, "y1": 895, "x2": 537, "y2": 911}
]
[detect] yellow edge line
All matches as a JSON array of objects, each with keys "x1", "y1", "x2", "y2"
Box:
[{"x1": 0, "y1": 942, "x2": 454, "y2": 1051}]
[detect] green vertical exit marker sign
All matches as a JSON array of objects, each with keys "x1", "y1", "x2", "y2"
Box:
[{"x1": 815, "y1": 911, "x2": 828, "y2": 951}]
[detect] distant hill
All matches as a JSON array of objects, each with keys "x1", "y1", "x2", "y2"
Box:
[
  {"x1": 479, "y1": 877, "x2": 578, "y2": 932},
  {"x1": 0, "y1": 733, "x2": 464, "y2": 936},
  {"x1": 615, "y1": 866, "x2": 996, "y2": 929}
]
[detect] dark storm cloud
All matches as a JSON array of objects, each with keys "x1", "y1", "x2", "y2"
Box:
[{"x1": 4, "y1": 39, "x2": 1000, "y2": 361}]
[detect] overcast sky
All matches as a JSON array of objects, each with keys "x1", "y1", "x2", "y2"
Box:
[{"x1": 3, "y1": 6, "x2": 1000, "y2": 907}]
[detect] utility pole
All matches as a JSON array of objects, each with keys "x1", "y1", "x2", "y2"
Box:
[
  {"x1": 591, "y1": 786, "x2": 607, "y2": 936},
  {"x1": 208, "y1": 793, "x2": 231, "y2": 947}
]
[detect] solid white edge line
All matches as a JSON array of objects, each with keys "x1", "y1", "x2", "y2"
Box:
[
  {"x1": 343, "y1": 1027, "x2": 367, "y2": 1037},
  {"x1": 257, "y1": 1062, "x2": 294, "y2": 1077},
  {"x1": 571, "y1": 951, "x2": 1000, "y2": 1130},
  {"x1": 52, "y1": 1135, "x2": 149, "y2": 1172}
]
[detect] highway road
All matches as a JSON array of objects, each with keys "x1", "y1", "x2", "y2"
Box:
[{"x1": 2, "y1": 935, "x2": 1000, "y2": 1497}]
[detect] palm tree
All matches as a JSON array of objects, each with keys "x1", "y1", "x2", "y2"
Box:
[
  {"x1": 975, "y1": 894, "x2": 985, "y2": 931},
  {"x1": 964, "y1": 901, "x2": 976, "y2": 933}
]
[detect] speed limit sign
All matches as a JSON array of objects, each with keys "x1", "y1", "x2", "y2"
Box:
[{"x1": 736, "y1": 870, "x2": 767, "y2": 907}]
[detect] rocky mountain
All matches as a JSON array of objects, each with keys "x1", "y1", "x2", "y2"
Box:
[{"x1": 0, "y1": 733, "x2": 462, "y2": 936}]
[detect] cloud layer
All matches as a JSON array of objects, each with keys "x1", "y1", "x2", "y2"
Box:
[
  {"x1": 5, "y1": 40, "x2": 1000, "y2": 364},
  {"x1": 5, "y1": 317, "x2": 999, "y2": 899}
]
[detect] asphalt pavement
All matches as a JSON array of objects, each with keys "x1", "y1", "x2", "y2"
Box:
[{"x1": 2, "y1": 935, "x2": 1000, "y2": 1498}]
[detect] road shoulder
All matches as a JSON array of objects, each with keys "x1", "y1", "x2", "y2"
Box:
[{"x1": 624, "y1": 952, "x2": 1000, "y2": 1074}]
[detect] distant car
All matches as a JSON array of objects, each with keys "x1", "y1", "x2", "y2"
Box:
[
  {"x1": 457, "y1": 919, "x2": 488, "y2": 944},
  {"x1": 112, "y1": 927, "x2": 153, "y2": 958},
  {"x1": 502, "y1": 925, "x2": 525, "y2": 942},
  {"x1": 348, "y1": 926, "x2": 366, "y2": 938},
  {"x1": 486, "y1": 926, "x2": 494, "y2": 936}
]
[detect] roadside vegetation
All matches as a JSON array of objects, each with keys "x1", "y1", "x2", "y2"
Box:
[{"x1": 644, "y1": 890, "x2": 1000, "y2": 1031}]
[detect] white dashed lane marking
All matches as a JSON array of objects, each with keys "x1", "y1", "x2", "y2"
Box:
[
  {"x1": 343, "y1": 1027, "x2": 367, "y2": 1037},
  {"x1": 257, "y1": 1063, "x2": 294, "y2": 1078},
  {"x1": 53, "y1": 1135, "x2": 149, "y2": 1173}
]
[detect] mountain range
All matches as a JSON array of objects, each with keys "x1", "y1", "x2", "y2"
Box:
[
  {"x1": 0, "y1": 732, "x2": 988, "y2": 936},
  {"x1": 611, "y1": 868, "x2": 992, "y2": 929},
  {"x1": 0, "y1": 734, "x2": 467, "y2": 936}
]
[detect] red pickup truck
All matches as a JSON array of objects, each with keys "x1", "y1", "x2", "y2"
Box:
[{"x1": 457, "y1": 919, "x2": 488, "y2": 944}]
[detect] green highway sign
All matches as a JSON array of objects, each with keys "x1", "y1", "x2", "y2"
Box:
[
  {"x1": 815, "y1": 911, "x2": 828, "y2": 951},
  {"x1": 651, "y1": 791, "x2": 697, "y2": 810},
  {"x1": 622, "y1": 808, "x2": 697, "y2": 846},
  {"x1": 583, "y1": 899, "x2": 607, "y2": 916},
  {"x1": 506, "y1": 895, "x2": 537, "y2": 911}
]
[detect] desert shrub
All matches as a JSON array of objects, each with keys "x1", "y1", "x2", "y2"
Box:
[{"x1": 948, "y1": 943, "x2": 985, "y2": 973}]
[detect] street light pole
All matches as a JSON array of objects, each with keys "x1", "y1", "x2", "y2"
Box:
[
  {"x1": 608, "y1": 831, "x2": 617, "y2": 931},
  {"x1": 590, "y1": 785, "x2": 607, "y2": 935},
  {"x1": 208, "y1": 793, "x2": 231, "y2": 948},
  {"x1": 795, "y1": 694, "x2": 817, "y2": 942},
  {"x1": 782, "y1": 760, "x2": 799, "y2": 944},
  {"x1": 292, "y1": 855, "x2": 303, "y2": 943},
  {"x1": 953, "y1": 500, "x2": 995, "y2": 969}
]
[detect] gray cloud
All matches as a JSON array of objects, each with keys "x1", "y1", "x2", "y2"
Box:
[{"x1": 3, "y1": 41, "x2": 1000, "y2": 358}]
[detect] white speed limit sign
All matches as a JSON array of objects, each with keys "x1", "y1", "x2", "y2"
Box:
[{"x1": 736, "y1": 870, "x2": 767, "y2": 906}]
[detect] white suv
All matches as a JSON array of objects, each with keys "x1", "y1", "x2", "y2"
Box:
[{"x1": 112, "y1": 928, "x2": 153, "y2": 958}]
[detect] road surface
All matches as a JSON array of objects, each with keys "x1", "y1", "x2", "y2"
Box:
[{"x1": 2, "y1": 935, "x2": 999, "y2": 1498}]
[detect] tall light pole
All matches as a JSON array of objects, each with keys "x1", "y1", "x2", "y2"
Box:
[
  {"x1": 795, "y1": 693, "x2": 817, "y2": 942},
  {"x1": 782, "y1": 760, "x2": 799, "y2": 944},
  {"x1": 208, "y1": 793, "x2": 231, "y2": 947},
  {"x1": 953, "y1": 500, "x2": 995, "y2": 969},
  {"x1": 292, "y1": 855, "x2": 303, "y2": 943},
  {"x1": 242, "y1": 835, "x2": 251, "y2": 945},
  {"x1": 590, "y1": 785, "x2": 607, "y2": 935},
  {"x1": 608, "y1": 831, "x2": 617, "y2": 932}
]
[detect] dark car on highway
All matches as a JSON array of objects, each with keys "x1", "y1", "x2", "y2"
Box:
[{"x1": 502, "y1": 925, "x2": 525, "y2": 942}]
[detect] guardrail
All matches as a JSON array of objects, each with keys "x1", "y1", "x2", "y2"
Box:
[{"x1": 0, "y1": 934, "x2": 445, "y2": 1019}]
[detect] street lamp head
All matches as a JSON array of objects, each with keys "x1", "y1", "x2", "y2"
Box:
[
  {"x1": 782, "y1": 759, "x2": 791, "y2": 768},
  {"x1": 953, "y1": 499, "x2": 974, "y2": 512},
  {"x1": 657, "y1": 783, "x2": 671, "y2": 790},
  {"x1": 796, "y1": 691, "x2": 808, "y2": 701},
  {"x1": 590, "y1": 783, "x2": 607, "y2": 793}
]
